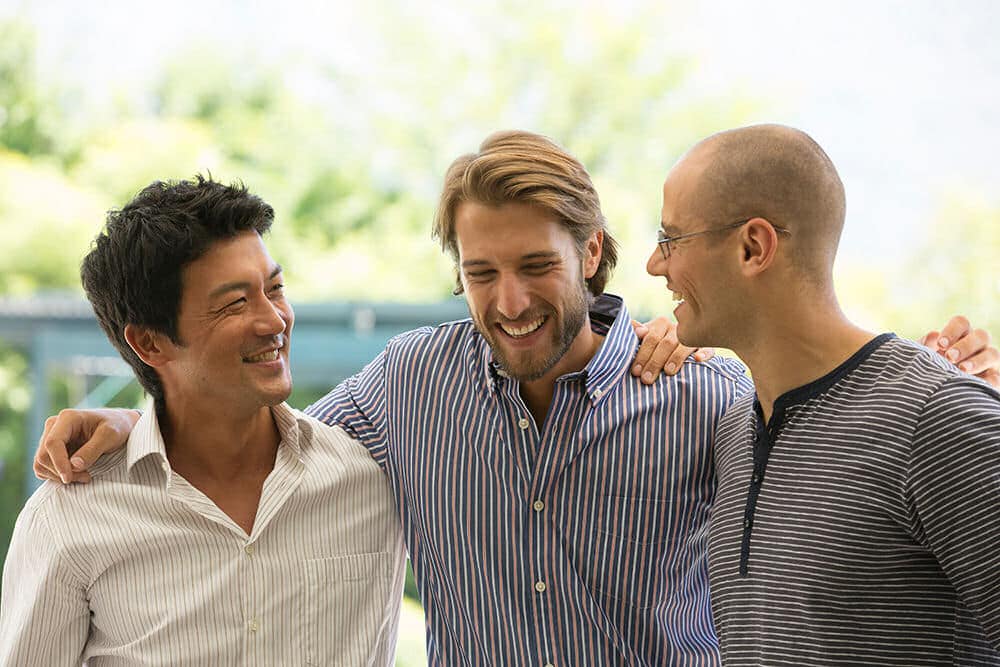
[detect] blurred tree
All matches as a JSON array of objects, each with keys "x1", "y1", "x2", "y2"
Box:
[
  {"x1": 0, "y1": 20, "x2": 56, "y2": 157},
  {"x1": 839, "y1": 191, "x2": 1000, "y2": 341},
  {"x1": 898, "y1": 193, "x2": 1000, "y2": 337},
  {"x1": 0, "y1": 344, "x2": 28, "y2": 574}
]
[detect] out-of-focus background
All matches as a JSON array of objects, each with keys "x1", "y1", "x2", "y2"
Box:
[{"x1": 0, "y1": 1, "x2": 997, "y2": 663}]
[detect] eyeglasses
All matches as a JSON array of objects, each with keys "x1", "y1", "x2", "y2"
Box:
[{"x1": 655, "y1": 218, "x2": 790, "y2": 259}]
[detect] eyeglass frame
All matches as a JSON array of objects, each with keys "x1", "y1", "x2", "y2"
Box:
[{"x1": 655, "y1": 218, "x2": 790, "y2": 259}]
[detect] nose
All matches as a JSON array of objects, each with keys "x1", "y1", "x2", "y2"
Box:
[
  {"x1": 646, "y1": 245, "x2": 668, "y2": 277},
  {"x1": 495, "y1": 273, "x2": 531, "y2": 320},
  {"x1": 254, "y1": 295, "x2": 290, "y2": 337}
]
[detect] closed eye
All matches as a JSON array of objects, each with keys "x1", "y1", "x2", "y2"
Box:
[
  {"x1": 219, "y1": 297, "x2": 247, "y2": 313},
  {"x1": 523, "y1": 262, "x2": 555, "y2": 274}
]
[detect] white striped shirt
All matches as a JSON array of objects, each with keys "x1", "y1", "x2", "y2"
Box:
[
  {"x1": 0, "y1": 401, "x2": 405, "y2": 666},
  {"x1": 709, "y1": 334, "x2": 1000, "y2": 665}
]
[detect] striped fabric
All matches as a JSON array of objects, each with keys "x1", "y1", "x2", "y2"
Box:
[
  {"x1": 708, "y1": 334, "x2": 1000, "y2": 666},
  {"x1": 0, "y1": 402, "x2": 406, "y2": 666},
  {"x1": 310, "y1": 294, "x2": 752, "y2": 666}
]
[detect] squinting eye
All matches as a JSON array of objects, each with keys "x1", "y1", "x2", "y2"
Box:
[{"x1": 524, "y1": 263, "x2": 554, "y2": 273}]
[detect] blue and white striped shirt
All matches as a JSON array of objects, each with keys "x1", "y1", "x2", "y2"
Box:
[{"x1": 310, "y1": 294, "x2": 752, "y2": 666}]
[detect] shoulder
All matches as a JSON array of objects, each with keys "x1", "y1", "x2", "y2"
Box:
[
  {"x1": 673, "y1": 354, "x2": 754, "y2": 395},
  {"x1": 22, "y1": 448, "x2": 129, "y2": 516},
  {"x1": 376, "y1": 319, "x2": 485, "y2": 381},
  {"x1": 382, "y1": 318, "x2": 479, "y2": 356},
  {"x1": 864, "y1": 336, "x2": 961, "y2": 391},
  {"x1": 716, "y1": 391, "x2": 756, "y2": 440},
  {"x1": 290, "y1": 408, "x2": 382, "y2": 466}
]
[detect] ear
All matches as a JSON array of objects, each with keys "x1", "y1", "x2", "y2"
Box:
[
  {"x1": 583, "y1": 230, "x2": 603, "y2": 280},
  {"x1": 738, "y1": 218, "x2": 782, "y2": 277},
  {"x1": 123, "y1": 324, "x2": 175, "y2": 368}
]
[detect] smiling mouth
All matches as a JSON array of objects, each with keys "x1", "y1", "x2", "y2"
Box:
[
  {"x1": 242, "y1": 349, "x2": 280, "y2": 363},
  {"x1": 498, "y1": 316, "x2": 546, "y2": 338},
  {"x1": 671, "y1": 290, "x2": 686, "y2": 304}
]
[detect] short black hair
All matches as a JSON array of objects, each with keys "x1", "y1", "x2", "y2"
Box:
[{"x1": 81, "y1": 175, "x2": 274, "y2": 407}]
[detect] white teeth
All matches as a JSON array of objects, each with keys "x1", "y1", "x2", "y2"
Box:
[
  {"x1": 244, "y1": 349, "x2": 279, "y2": 363},
  {"x1": 500, "y1": 317, "x2": 545, "y2": 338}
]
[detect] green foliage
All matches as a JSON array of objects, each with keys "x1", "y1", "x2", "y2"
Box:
[
  {"x1": 0, "y1": 20, "x2": 55, "y2": 156},
  {"x1": 841, "y1": 192, "x2": 1000, "y2": 340},
  {"x1": 0, "y1": 344, "x2": 29, "y2": 574}
]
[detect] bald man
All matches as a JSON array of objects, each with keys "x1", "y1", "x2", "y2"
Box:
[{"x1": 646, "y1": 124, "x2": 1000, "y2": 665}]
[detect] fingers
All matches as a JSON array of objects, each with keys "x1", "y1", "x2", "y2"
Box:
[
  {"x1": 631, "y1": 317, "x2": 671, "y2": 381},
  {"x1": 936, "y1": 315, "x2": 972, "y2": 350},
  {"x1": 37, "y1": 411, "x2": 78, "y2": 484},
  {"x1": 920, "y1": 315, "x2": 1000, "y2": 387},
  {"x1": 692, "y1": 347, "x2": 716, "y2": 362},
  {"x1": 941, "y1": 327, "x2": 992, "y2": 366},
  {"x1": 635, "y1": 320, "x2": 683, "y2": 384},
  {"x1": 980, "y1": 368, "x2": 1000, "y2": 390},
  {"x1": 919, "y1": 330, "x2": 939, "y2": 349},
  {"x1": 68, "y1": 421, "x2": 125, "y2": 473},
  {"x1": 33, "y1": 408, "x2": 139, "y2": 485},
  {"x1": 631, "y1": 319, "x2": 649, "y2": 339},
  {"x1": 953, "y1": 343, "x2": 1000, "y2": 377}
]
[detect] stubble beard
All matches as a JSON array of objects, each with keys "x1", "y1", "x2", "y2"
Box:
[{"x1": 474, "y1": 284, "x2": 590, "y2": 383}]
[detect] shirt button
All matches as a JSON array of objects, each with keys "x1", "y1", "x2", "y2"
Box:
[
  {"x1": 534, "y1": 581, "x2": 547, "y2": 593},
  {"x1": 245, "y1": 544, "x2": 254, "y2": 555},
  {"x1": 518, "y1": 417, "x2": 530, "y2": 430},
  {"x1": 532, "y1": 500, "x2": 545, "y2": 512},
  {"x1": 593, "y1": 389, "x2": 603, "y2": 400},
  {"x1": 248, "y1": 618, "x2": 259, "y2": 633},
  {"x1": 744, "y1": 519, "x2": 752, "y2": 528},
  {"x1": 752, "y1": 473, "x2": 760, "y2": 483}
]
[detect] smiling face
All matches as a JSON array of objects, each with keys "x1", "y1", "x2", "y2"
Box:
[
  {"x1": 158, "y1": 230, "x2": 293, "y2": 415},
  {"x1": 455, "y1": 200, "x2": 600, "y2": 382},
  {"x1": 646, "y1": 154, "x2": 740, "y2": 348}
]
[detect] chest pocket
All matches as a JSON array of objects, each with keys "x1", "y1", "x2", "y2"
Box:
[
  {"x1": 303, "y1": 552, "x2": 391, "y2": 666},
  {"x1": 582, "y1": 496, "x2": 673, "y2": 610}
]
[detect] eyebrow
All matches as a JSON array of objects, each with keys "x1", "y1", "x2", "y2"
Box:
[
  {"x1": 460, "y1": 252, "x2": 561, "y2": 269},
  {"x1": 208, "y1": 264, "x2": 283, "y2": 299}
]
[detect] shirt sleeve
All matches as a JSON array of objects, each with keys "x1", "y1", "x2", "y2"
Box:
[
  {"x1": 908, "y1": 376, "x2": 1000, "y2": 650},
  {"x1": 0, "y1": 499, "x2": 90, "y2": 666},
  {"x1": 306, "y1": 350, "x2": 391, "y2": 468}
]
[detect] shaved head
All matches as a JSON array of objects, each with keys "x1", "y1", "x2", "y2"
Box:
[{"x1": 681, "y1": 124, "x2": 846, "y2": 282}]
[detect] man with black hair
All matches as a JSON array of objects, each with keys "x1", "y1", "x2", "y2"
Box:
[{"x1": 0, "y1": 177, "x2": 405, "y2": 665}]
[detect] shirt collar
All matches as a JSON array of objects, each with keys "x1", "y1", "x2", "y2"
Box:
[
  {"x1": 482, "y1": 293, "x2": 635, "y2": 406},
  {"x1": 126, "y1": 399, "x2": 304, "y2": 480},
  {"x1": 579, "y1": 293, "x2": 635, "y2": 405}
]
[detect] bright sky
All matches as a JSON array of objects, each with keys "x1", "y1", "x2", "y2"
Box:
[{"x1": 8, "y1": 0, "x2": 1000, "y2": 269}]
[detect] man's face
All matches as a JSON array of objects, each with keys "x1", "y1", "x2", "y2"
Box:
[
  {"x1": 454, "y1": 201, "x2": 598, "y2": 382},
  {"x1": 646, "y1": 156, "x2": 736, "y2": 348},
  {"x1": 161, "y1": 230, "x2": 293, "y2": 413}
]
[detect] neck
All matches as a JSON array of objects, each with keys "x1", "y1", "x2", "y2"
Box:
[
  {"x1": 161, "y1": 399, "x2": 280, "y2": 482},
  {"x1": 731, "y1": 296, "x2": 876, "y2": 424},
  {"x1": 520, "y1": 314, "x2": 604, "y2": 426}
]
